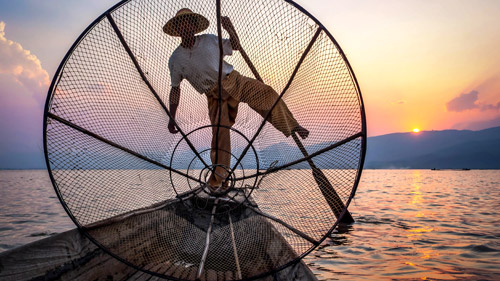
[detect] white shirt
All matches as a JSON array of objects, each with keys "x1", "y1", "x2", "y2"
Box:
[{"x1": 169, "y1": 34, "x2": 234, "y2": 94}]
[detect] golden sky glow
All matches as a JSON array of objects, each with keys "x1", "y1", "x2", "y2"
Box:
[
  {"x1": 0, "y1": 0, "x2": 499, "y2": 139},
  {"x1": 297, "y1": 0, "x2": 500, "y2": 136}
]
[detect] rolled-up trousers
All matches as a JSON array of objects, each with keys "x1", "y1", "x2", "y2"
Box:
[{"x1": 205, "y1": 70, "x2": 299, "y2": 186}]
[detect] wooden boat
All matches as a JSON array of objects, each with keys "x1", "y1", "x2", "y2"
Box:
[{"x1": 0, "y1": 192, "x2": 318, "y2": 281}]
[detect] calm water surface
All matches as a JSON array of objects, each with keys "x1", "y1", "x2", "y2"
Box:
[
  {"x1": 0, "y1": 170, "x2": 73, "y2": 250},
  {"x1": 304, "y1": 170, "x2": 500, "y2": 280},
  {"x1": 1, "y1": 169, "x2": 499, "y2": 280}
]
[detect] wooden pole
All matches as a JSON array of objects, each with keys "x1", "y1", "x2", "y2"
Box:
[
  {"x1": 197, "y1": 198, "x2": 219, "y2": 279},
  {"x1": 228, "y1": 213, "x2": 243, "y2": 279},
  {"x1": 228, "y1": 19, "x2": 354, "y2": 223},
  {"x1": 291, "y1": 134, "x2": 354, "y2": 223}
]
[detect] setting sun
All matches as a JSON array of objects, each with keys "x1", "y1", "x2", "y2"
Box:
[{"x1": 413, "y1": 128, "x2": 420, "y2": 133}]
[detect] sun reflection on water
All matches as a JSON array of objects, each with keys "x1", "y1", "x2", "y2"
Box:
[
  {"x1": 304, "y1": 169, "x2": 500, "y2": 281},
  {"x1": 409, "y1": 170, "x2": 423, "y2": 205},
  {"x1": 1, "y1": 170, "x2": 499, "y2": 280}
]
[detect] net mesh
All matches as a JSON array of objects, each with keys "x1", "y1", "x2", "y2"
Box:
[{"x1": 44, "y1": 0, "x2": 366, "y2": 279}]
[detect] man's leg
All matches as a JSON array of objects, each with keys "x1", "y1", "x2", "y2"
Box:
[
  {"x1": 206, "y1": 92, "x2": 239, "y2": 188},
  {"x1": 234, "y1": 74, "x2": 306, "y2": 138}
]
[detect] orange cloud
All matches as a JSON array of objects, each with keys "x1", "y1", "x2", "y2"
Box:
[{"x1": 391, "y1": 100, "x2": 406, "y2": 105}]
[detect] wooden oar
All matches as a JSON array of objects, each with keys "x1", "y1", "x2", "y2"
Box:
[
  {"x1": 291, "y1": 133, "x2": 354, "y2": 223},
  {"x1": 225, "y1": 19, "x2": 354, "y2": 223}
]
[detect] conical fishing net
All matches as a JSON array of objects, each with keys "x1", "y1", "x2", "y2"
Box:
[{"x1": 44, "y1": 0, "x2": 366, "y2": 279}]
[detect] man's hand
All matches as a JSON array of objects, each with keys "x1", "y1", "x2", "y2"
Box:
[
  {"x1": 221, "y1": 16, "x2": 240, "y2": 50},
  {"x1": 168, "y1": 119, "x2": 179, "y2": 134},
  {"x1": 169, "y1": 87, "x2": 180, "y2": 134},
  {"x1": 221, "y1": 16, "x2": 235, "y2": 33}
]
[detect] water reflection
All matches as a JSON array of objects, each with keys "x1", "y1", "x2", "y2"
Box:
[
  {"x1": 409, "y1": 170, "x2": 423, "y2": 205},
  {"x1": 1, "y1": 169, "x2": 499, "y2": 280},
  {"x1": 304, "y1": 169, "x2": 500, "y2": 280}
]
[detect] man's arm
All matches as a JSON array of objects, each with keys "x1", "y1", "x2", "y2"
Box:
[
  {"x1": 221, "y1": 16, "x2": 263, "y2": 82},
  {"x1": 168, "y1": 86, "x2": 180, "y2": 134},
  {"x1": 221, "y1": 16, "x2": 240, "y2": 51}
]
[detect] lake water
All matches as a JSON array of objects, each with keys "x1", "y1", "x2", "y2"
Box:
[{"x1": 1, "y1": 169, "x2": 499, "y2": 280}]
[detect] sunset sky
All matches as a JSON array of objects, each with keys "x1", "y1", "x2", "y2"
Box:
[{"x1": 0, "y1": 0, "x2": 499, "y2": 167}]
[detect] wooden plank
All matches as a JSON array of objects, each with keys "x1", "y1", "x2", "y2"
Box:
[
  {"x1": 0, "y1": 229, "x2": 136, "y2": 281},
  {"x1": 84, "y1": 188, "x2": 199, "y2": 230}
]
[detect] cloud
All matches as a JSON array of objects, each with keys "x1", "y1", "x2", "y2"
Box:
[
  {"x1": 446, "y1": 90, "x2": 479, "y2": 112},
  {"x1": 391, "y1": 100, "x2": 406, "y2": 105},
  {"x1": 0, "y1": 21, "x2": 50, "y2": 168},
  {"x1": 446, "y1": 90, "x2": 500, "y2": 112},
  {"x1": 480, "y1": 101, "x2": 500, "y2": 111},
  {"x1": 0, "y1": 21, "x2": 50, "y2": 104}
]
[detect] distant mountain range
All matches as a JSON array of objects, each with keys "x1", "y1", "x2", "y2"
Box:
[
  {"x1": 252, "y1": 126, "x2": 500, "y2": 170},
  {"x1": 1, "y1": 126, "x2": 499, "y2": 170},
  {"x1": 364, "y1": 126, "x2": 500, "y2": 169}
]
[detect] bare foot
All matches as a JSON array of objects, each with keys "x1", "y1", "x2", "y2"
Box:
[
  {"x1": 208, "y1": 173, "x2": 230, "y2": 192},
  {"x1": 208, "y1": 173, "x2": 220, "y2": 188},
  {"x1": 294, "y1": 125, "x2": 309, "y2": 139}
]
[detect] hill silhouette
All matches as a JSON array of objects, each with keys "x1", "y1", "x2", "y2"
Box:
[
  {"x1": 364, "y1": 126, "x2": 500, "y2": 169},
  {"x1": 1, "y1": 126, "x2": 499, "y2": 170}
]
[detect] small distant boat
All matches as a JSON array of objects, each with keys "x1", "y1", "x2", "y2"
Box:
[{"x1": 431, "y1": 168, "x2": 471, "y2": 171}]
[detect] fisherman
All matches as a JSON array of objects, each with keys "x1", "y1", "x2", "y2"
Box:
[{"x1": 164, "y1": 8, "x2": 309, "y2": 191}]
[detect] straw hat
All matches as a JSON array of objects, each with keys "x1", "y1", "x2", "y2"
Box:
[{"x1": 163, "y1": 8, "x2": 209, "y2": 36}]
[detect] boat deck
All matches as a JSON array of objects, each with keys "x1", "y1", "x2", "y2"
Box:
[{"x1": 0, "y1": 193, "x2": 317, "y2": 281}]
